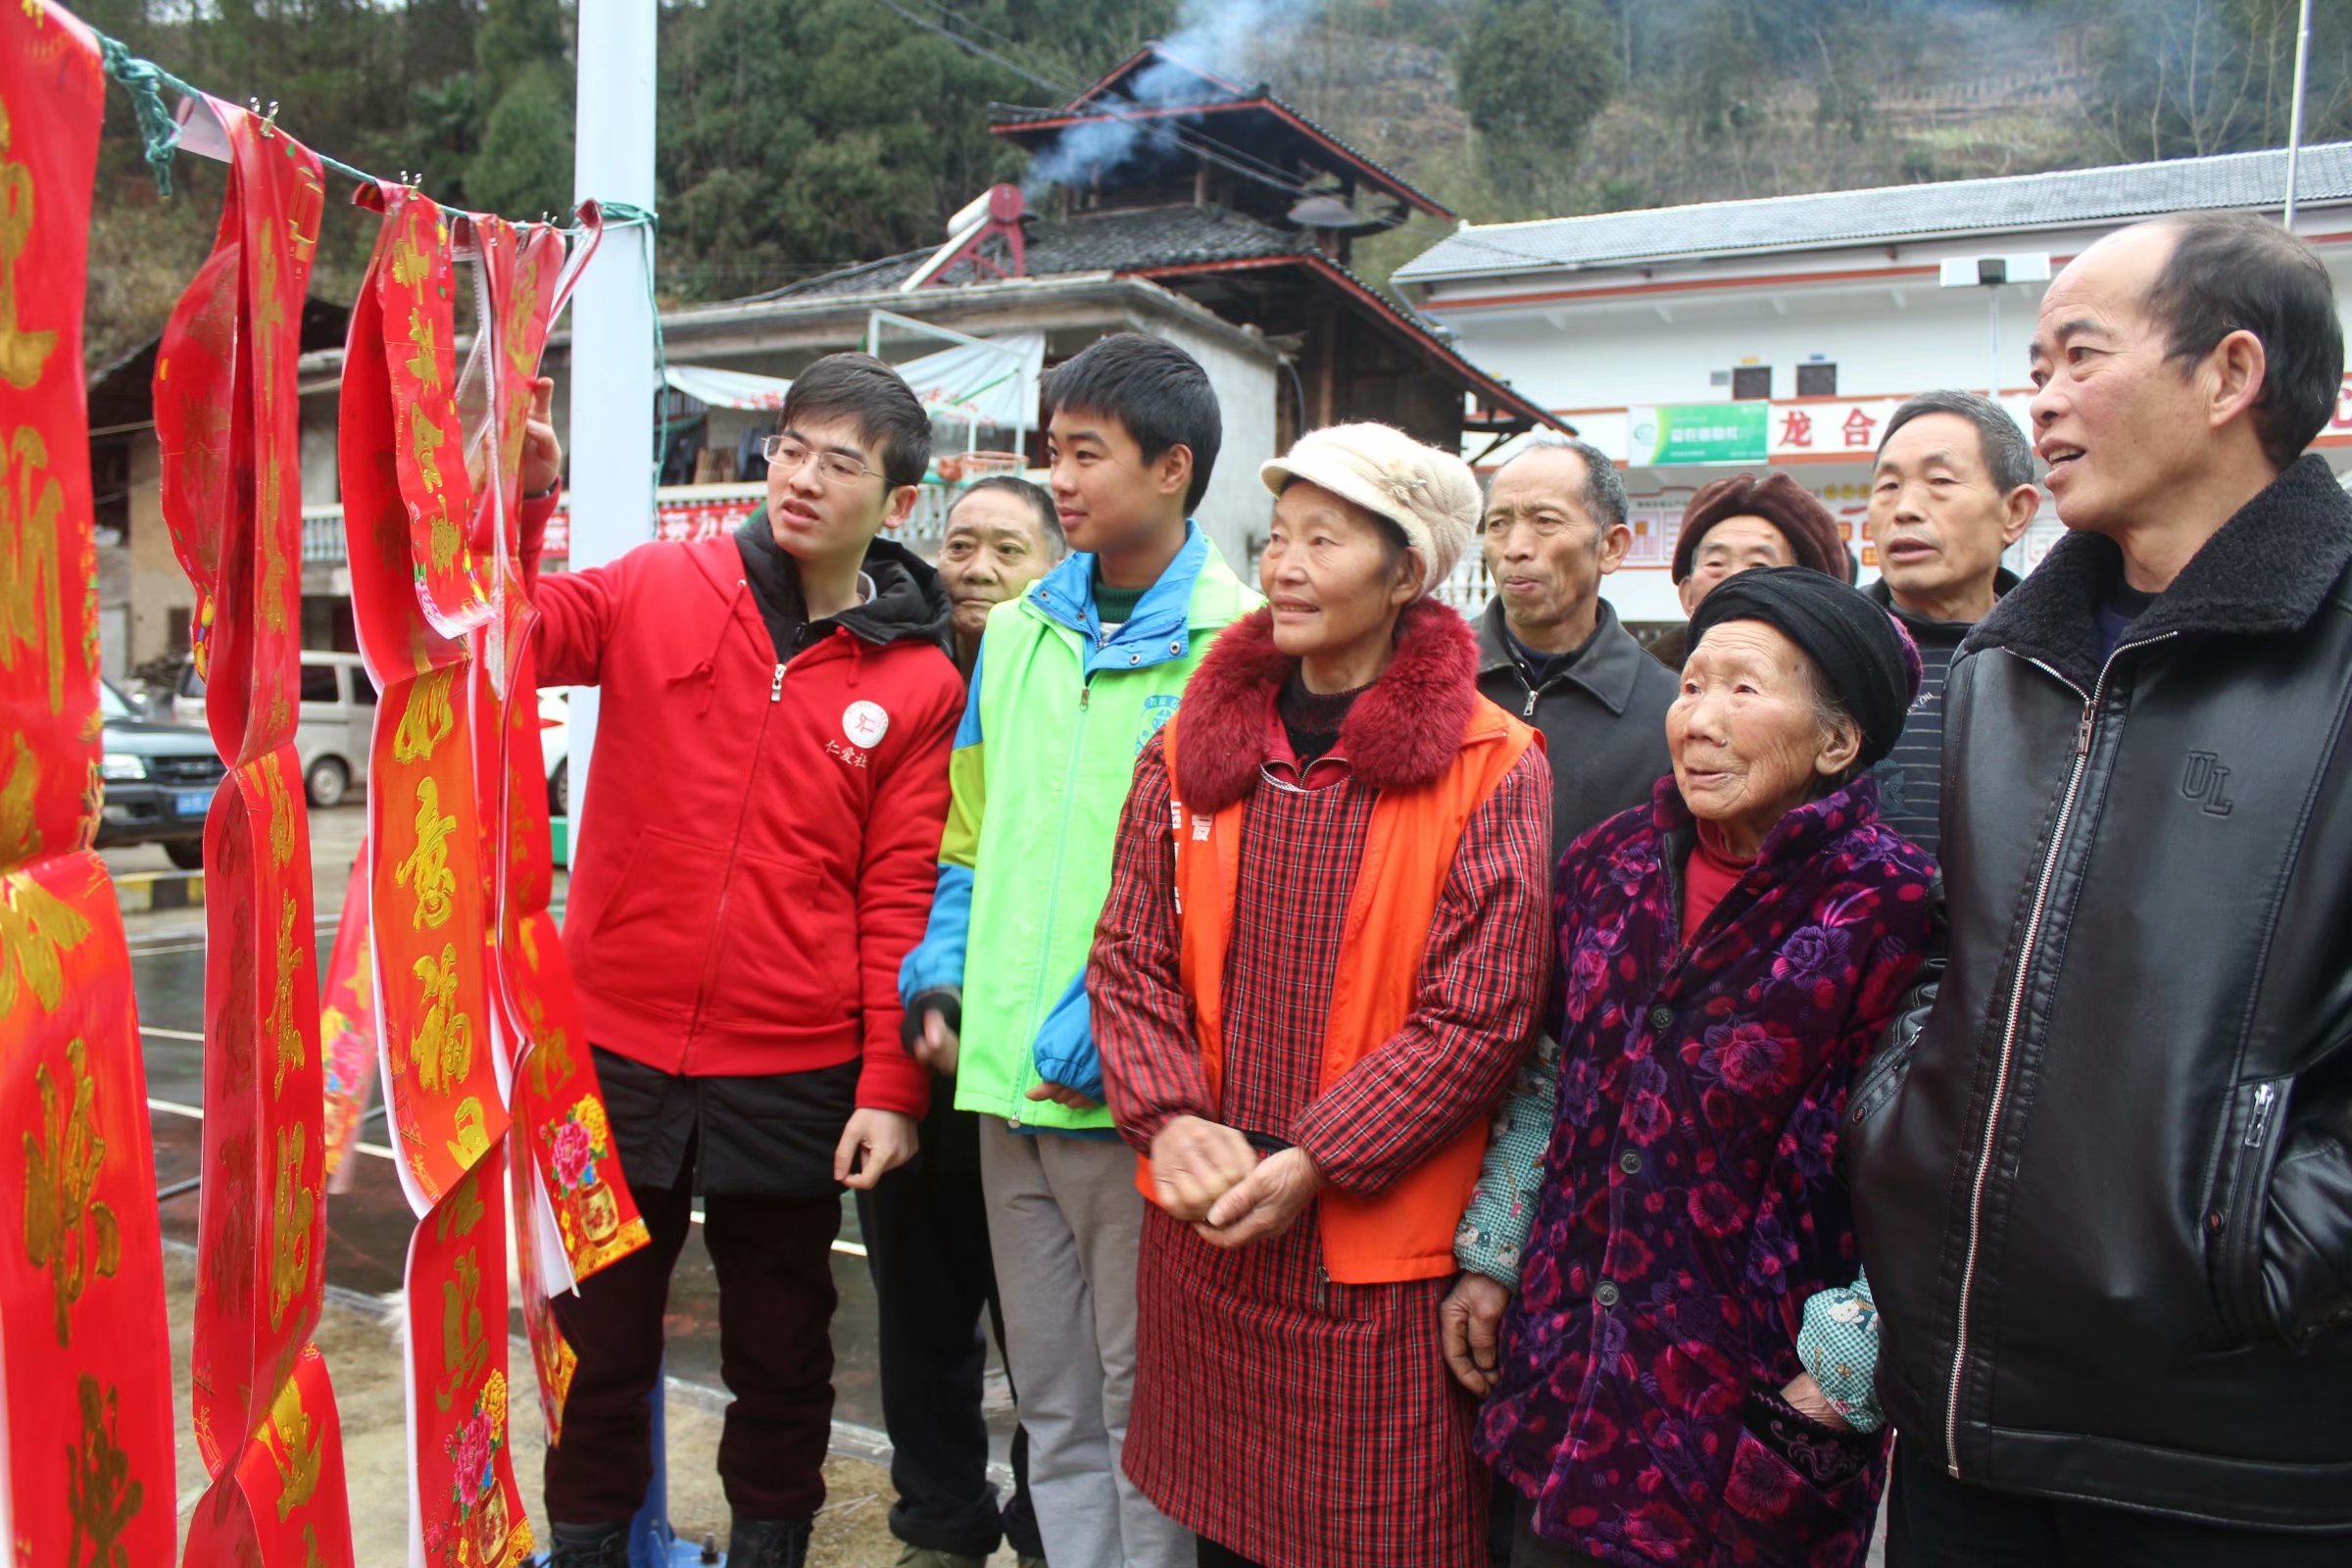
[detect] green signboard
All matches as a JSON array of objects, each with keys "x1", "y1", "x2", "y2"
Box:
[{"x1": 1628, "y1": 402, "x2": 1769, "y2": 466}]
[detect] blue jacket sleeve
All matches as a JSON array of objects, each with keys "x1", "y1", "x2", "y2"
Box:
[
  {"x1": 1030, "y1": 967, "x2": 1104, "y2": 1101},
  {"x1": 898, "y1": 643, "x2": 988, "y2": 1004},
  {"x1": 899, "y1": 863, "x2": 973, "y2": 1002}
]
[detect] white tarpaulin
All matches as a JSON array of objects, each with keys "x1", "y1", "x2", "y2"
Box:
[
  {"x1": 666, "y1": 330, "x2": 1041, "y2": 431},
  {"x1": 664, "y1": 364, "x2": 792, "y2": 410},
  {"x1": 892, "y1": 330, "x2": 1045, "y2": 431}
]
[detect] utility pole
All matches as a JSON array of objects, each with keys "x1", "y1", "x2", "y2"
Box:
[
  {"x1": 2285, "y1": 0, "x2": 2314, "y2": 225},
  {"x1": 566, "y1": 0, "x2": 659, "y2": 834},
  {"x1": 564, "y1": 10, "x2": 680, "y2": 1560}
]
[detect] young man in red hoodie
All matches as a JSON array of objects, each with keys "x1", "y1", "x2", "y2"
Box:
[{"x1": 515, "y1": 354, "x2": 965, "y2": 1568}]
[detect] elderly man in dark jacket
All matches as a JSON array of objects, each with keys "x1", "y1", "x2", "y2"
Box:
[
  {"x1": 1472, "y1": 440, "x2": 1677, "y2": 858},
  {"x1": 1459, "y1": 438, "x2": 1677, "y2": 1561},
  {"x1": 1849, "y1": 212, "x2": 2352, "y2": 1563},
  {"x1": 1863, "y1": 389, "x2": 2036, "y2": 857}
]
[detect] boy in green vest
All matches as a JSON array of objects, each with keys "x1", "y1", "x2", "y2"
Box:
[{"x1": 899, "y1": 333, "x2": 1255, "y2": 1568}]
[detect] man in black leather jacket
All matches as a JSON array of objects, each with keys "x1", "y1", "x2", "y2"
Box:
[{"x1": 1849, "y1": 212, "x2": 2352, "y2": 1562}]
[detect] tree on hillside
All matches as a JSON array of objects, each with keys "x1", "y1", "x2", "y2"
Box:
[
  {"x1": 467, "y1": 0, "x2": 572, "y2": 219},
  {"x1": 2084, "y1": 0, "x2": 2352, "y2": 160},
  {"x1": 1454, "y1": 0, "x2": 1619, "y2": 213},
  {"x1": 655, "y1": 0, "x2": 1172, "y2": 300}
]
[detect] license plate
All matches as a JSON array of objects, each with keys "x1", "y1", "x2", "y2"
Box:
[{"x1": 173, "y1": 789, "x2": 213, "y2": 816}]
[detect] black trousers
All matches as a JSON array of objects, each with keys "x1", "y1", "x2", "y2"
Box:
[
  {"x1": 1889, "y1": 1437, "x2": 2352, "y2": 1566},
  {"x1": 857, "y1": 1095, "x2": 1041, "y2": 1559},
  {"x1": 544, "y1": 1155, "x2": 842, "y2": 1525}
]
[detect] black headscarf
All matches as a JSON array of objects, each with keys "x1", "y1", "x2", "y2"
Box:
[{"x1": 1688, "y1": 566, "x2": 1922, "y2": 768}]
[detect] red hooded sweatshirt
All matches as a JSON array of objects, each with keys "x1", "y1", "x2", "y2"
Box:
[{"x1": 522, "y1": 495, "x2": 960, "y2": 1116}]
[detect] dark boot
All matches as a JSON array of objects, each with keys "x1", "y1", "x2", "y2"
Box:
[
  {"x1": 546, "y1": 1520, "x2": 628, "y2": 1568},
  {"x1": 727, "y1": 1516, "x2": 812, "y2": 1568}
]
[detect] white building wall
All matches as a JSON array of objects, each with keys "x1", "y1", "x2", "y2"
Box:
[
  {"x1": 1412, "y1": 219, "x2": 2352, "y2": 622},
  {"x1": 1152, "y1": 315, "x2": 1278, "y2": 576}
]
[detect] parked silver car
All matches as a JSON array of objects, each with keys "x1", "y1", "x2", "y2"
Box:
[{"x1": 178, "y1": 651, "x2": 376, "y2": 808}]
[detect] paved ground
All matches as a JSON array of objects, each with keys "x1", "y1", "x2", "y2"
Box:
[{"x1": 119, "y1": 800, "x2": 1019, "y2": 1565}]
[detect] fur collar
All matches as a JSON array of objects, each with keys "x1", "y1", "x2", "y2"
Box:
[
  {"x1": 1175, "y1": 599, "x2": 1481, "y2": 812},
  {"x1": 1963, "y1": 454, "x2": 2352, "y2": 686}
]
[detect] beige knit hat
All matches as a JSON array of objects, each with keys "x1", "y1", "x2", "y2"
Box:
[{"x1": 1258, "y1": 422, "x2": 1480, "y2": 598}]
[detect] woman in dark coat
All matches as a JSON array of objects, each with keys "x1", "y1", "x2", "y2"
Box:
[
  {"x1": 1091, "y1": 423, "x2": 1554, "y2": 1568},
  {"x1": 1471, "y1": 567, "x2": 1936, "y2": 1568}
]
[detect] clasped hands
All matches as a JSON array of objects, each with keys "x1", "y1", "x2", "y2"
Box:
[{"x1": 1149, "y1": 1114, "x2": 1323, "y2": 1249}]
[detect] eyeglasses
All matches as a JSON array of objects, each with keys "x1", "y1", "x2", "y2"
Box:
[{"x1": 761, "y1": 435, "x2": 882, "y2": 487}]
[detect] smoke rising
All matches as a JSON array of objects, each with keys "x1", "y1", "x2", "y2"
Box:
[{"x1": 1022, "y1": 0, "x2": 1319, "y2": 193}]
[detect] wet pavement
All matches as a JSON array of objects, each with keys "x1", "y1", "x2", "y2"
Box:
[{"x1": 117, "y1": 801, "x2": 1017, "y2": 1521}]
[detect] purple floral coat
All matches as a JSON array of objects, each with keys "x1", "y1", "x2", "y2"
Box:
[{"x1": 1478, "y1": 776, "x2": 1935, "y2": 1568}]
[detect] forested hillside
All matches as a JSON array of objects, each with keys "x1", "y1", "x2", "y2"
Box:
[{"x1": 75, "y1": 0, "x2": 2352, "y2": 371}]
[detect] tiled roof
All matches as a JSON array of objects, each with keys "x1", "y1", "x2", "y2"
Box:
[
  {"x1": 761, "y1": 205, "x2": 1308, "y2": 300},
  {"x1": 989, "y1": 45, "x2": 1451, "y2": 220},
  {"x1": 1396, "y1": 142, "x2": 2352, "y2": 283}
]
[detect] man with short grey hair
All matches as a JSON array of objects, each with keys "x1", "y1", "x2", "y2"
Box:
[
  {"x1": 1864, "y1": 389, "x2": 2039, "y2": 855},
  {"x1": 1452, "y1": 439, "x2": 1678, "y2": 1565},
  {"x1": 1472, "y1": 439, "x2": 1677, "y2": 856}
]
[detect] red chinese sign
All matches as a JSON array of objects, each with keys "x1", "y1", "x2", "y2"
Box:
[
  {"x1": 0, "y1": 8, "x2": 177, "y2": 1565},
  {"x1": 542, "y1": 488, "x2": 763, "y2": 558}
]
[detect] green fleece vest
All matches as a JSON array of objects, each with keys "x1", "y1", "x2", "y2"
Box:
[{"x1": 951, "y1": 550, "x2": 1255, "y2": 1129}]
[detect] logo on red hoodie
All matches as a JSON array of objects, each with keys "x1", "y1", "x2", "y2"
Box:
[{"x1": 843, "y1": 700, "x2": 890, "y2": 749}]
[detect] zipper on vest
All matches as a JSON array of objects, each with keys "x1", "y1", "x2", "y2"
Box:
[
  {"x1": 1945, "y1": 634, "x2": 2174, "y2": 1478},
  {"x1": 770, "y1": 662, "x2": 785, "y2": 702}
]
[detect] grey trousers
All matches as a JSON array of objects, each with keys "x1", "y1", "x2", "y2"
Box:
[{"x1": 978, "y1": 1117, "x2": 1194, "y2": 1568}]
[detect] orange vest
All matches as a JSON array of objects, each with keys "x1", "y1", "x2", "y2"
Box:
[{"x1": 1139, "y1": 699, "x2": 1538, "y2": 1284}]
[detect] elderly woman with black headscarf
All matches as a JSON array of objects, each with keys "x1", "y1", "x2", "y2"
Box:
[{"x1": 1455, "y1": 567, "x2": 1937, "y2": 1568}]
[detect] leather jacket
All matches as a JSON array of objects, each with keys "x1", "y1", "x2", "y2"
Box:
[{"x1": 1848, "y1": 455, "x2": 2352, "y2": 1533}]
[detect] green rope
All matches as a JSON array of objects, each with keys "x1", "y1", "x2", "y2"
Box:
[
  {"x1": 87, "y1": 27, "x2": 662, "y2": 242},
  {"x1": 89, "y1": 28, "x2": 672, "y2": 481},
  {"x1": 95, "y1": 31, "x2": 189, "y2": 195},
  {"x1": 591, "y1": 202, "x2": 675, "y2": 483}
]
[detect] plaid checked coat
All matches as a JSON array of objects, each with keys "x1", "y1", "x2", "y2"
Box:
[{"x1": 1092, "y1": 602, "x2": 1552, "y2": 1568}]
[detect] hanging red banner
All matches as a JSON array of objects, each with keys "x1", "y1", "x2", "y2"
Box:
[
  {"x1": 319, "y1": 843, "x2": 378, "y2": 1193},
  {"x1": 0, "y1": 9, "x2": 177, "y2": 1565},
  {"x1": 0, "y1": 854, "x2": 177, "y2": 1568},
  {"x1": 405, "y1": 1151, "x2": 532, "y2": 1568},
  {"x1": 153, "y1": 95, "x2": 325, "y2": 765},
  {"x1": 0, "y1": 3, "x2": 105, "y2": 859},
  {"x1": 369, "y1": 664, "x2": 509, "y2": 1208},
  {"x1": 183, "y1": 1342, "x2": 357, "y2": 1568},
  {"x1": 191, "y1": 750, "x2": 332, "y2": 1468},
  {"x1": 347, "y1": 184, "x2": 495, "y2": 662},
  {"x1": 149, "y1": 90, "x2": 351, "y2": 1568},
  {"x1": 476, "y1": 219, "x2": 646, "y2": 1286}
]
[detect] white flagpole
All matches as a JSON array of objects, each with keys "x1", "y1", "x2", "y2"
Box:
[
  {"x1": 566, "y1": 0, "x2": 660, "y2": 837},
  {"x1": 2285, "y1": 0, "x2": 2315, "y2": 225}
]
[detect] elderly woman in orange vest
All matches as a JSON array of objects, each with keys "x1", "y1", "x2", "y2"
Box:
[{"x1": 1091, "y1": 423, "x2": 1555, "y2": 1568}]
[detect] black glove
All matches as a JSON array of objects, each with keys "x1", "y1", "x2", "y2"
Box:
[{"x1": 901, "y1": 987, "x2": 962, "y2": 1054}]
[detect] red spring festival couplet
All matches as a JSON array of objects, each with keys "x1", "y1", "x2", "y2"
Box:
[
  {"x1": 150, "y1": 90, "x2": 355, "y2": 1566},
  {"x1": 0, "y1": 4, "x2": 178, "y2": 1564},
  {"x1": 342, "y1": 181, "x2": 639, "y2": 1559}
]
